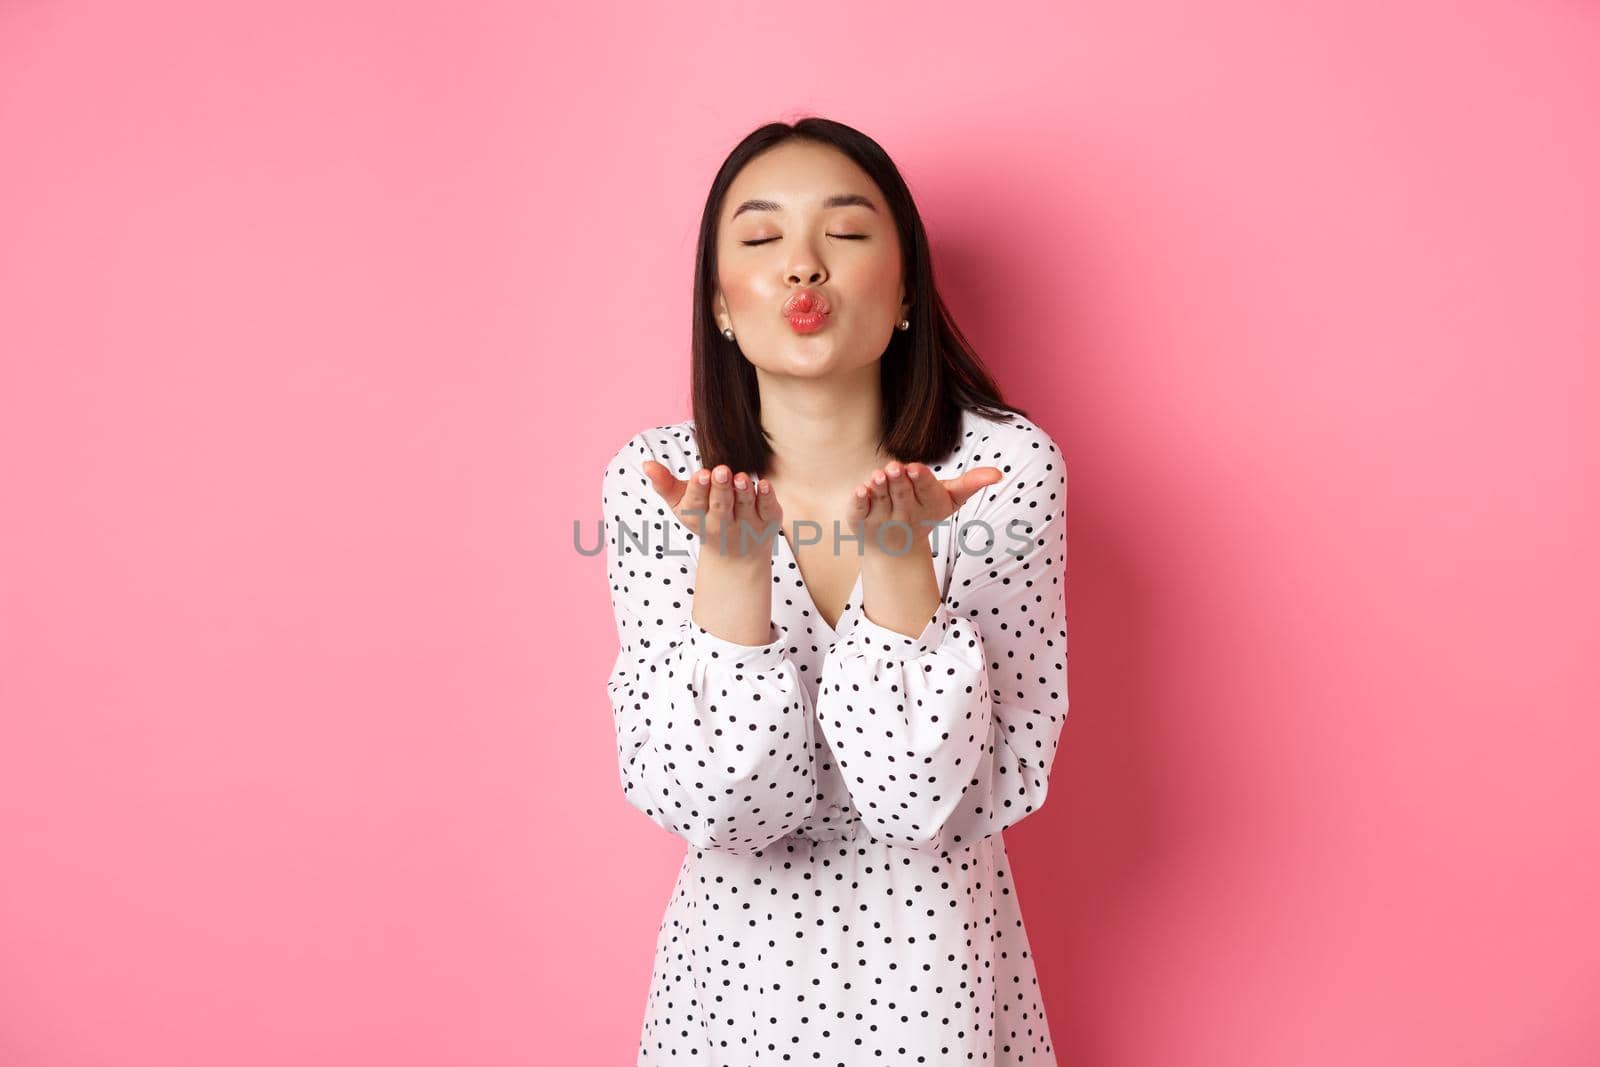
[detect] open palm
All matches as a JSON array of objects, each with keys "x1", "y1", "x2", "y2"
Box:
[
  {"x1": 638, "y1": 460, "x2": 782, "y2": 562},
  {"x1": 846, "y1": 461, "x2": 1003, "y2": 554}
]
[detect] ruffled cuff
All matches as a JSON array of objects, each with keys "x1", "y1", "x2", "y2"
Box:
[
  {"x1": 839, "y1": 601, "x2": 958, "y2": 659},
  {"x1": 683, "y1": 618, "x2": 788, "y2": 671}
]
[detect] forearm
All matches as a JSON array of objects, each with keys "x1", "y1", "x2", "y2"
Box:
[
  {"x1": 693, "y1": 551, "x2": 775, "y2": 646},
  {"x1": 609, "y1": 614, "x2": 819, "y2": 855},
  {"x1": 858, "y1": 536, "x2": 941, "y2": 639}
]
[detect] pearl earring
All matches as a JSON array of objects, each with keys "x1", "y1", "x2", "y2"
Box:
[
  {"x1": 722, "y1": 327, "x2": 735, "y2": 341},
  {"x1": 897, "y1": 319, "x2": 910, "y2": 331}
]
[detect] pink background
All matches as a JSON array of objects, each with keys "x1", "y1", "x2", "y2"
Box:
[{"x1": 3, "y1": 2, "x2": 1596, "y2": 1064}]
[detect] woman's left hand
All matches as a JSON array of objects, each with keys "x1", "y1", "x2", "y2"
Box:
[{"x1": 846, "y1": 461, "x2": 1004, "y2": 557}]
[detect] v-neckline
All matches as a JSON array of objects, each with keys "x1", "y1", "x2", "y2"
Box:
[{"x1": 776, "y1": 525, "x2": 863, "y2": 641}]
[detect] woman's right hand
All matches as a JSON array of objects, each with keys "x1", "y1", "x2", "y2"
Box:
[{"x1": 640, "y1": 461, "x2": 783, "y2": 565}]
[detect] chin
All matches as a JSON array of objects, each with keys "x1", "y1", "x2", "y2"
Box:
[
  {"x1": 788, "y1": 353, "x2": 882, "y2": 381},
  {"x1": 752, "y1": 343, "x2": 835, "y2": 372},
  {"x1": 767, "y1": 357, "x2": 838, "y2": 379}
]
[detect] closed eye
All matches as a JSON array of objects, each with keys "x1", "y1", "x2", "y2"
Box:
[{"x1": 741, "y1": 235, "x2": 869, "y2": 246}]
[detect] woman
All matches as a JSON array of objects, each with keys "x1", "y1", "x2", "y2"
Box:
[{"x1": 601, "y1": 117, "x2": 1069, "y2": 1065}]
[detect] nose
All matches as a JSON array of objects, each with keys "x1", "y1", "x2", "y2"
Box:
[{"x1": 784, "y1": 251, "x2": 827, "y2": 287}]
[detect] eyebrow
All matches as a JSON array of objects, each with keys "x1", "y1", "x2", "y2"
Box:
[{"x1": 730, "y1": 194, "x2": 879, "y2": 220}]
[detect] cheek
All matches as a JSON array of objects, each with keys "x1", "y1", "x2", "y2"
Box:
[
  {"x1": 858, "y1": 238, "x2": 901, "y2": 278},
  {"x1": 849, "y1": 250, "x2": 904, "y2": 303},
  {"x1": 717, "y1": 257, "x2": 772, "y2": 311}
]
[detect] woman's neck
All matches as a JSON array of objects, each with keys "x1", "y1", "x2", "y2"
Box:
[{"x1": 758, "y1": 367, "x2": 889, "y2": 498}]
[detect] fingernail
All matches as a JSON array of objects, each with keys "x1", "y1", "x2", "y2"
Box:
[
  {"x1": 698, "y1": 470, "x2": 711, "y2": 485},
  {"x1": 714, "y1": 468, "x2": 729, "y2": 483}
]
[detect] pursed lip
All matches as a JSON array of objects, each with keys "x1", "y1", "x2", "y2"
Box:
[{"x1": 781, "y1": 289, "x2": 830, "y2": 317}]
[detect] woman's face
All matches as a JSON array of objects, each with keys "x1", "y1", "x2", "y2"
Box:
[{"x1": 714, "y1": 141, "x2": 908, "y2": 379}]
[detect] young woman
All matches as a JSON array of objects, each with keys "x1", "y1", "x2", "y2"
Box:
[{"x1": 601, "y1": 117, "x2": 1069, "y2": 1065}]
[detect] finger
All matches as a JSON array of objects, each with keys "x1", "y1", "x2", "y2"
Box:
[
  {"x1": 943, "y1": 466, "x2": 1004, "y2": 508},
  {"x1": 867, "y1": 467, "x2": 892, "y2": 513},
  {"x1": 699, "y1": 465, "x2": 735, "y2": 553},
  {"x1": 731, "y1": 470, "x2": 754, "y2": 516},
  {"x1": 755, "y1": 476, "x2": 782, "y2": 527},
  {"x1": 731, "y1": 471, "x2": 767, "y2": 554},
  {"x1": 902, "y1": 462, "x2": 929, "y2": 507},
  {"x1": 678, "y1": 466, "x2": 712, "y2": 521},
  {"x1": 848, "y1": 482, "x2": 872, "y2": 524},
  {"x1": 884, "y1": 460, "x2": 915, "y2": 517},
  {"x1": 640, "y1": 459, "x2": 684, "y2": 506},
  {"x1": 707, "y1": 465, "x2": 734, "y2": 522}
]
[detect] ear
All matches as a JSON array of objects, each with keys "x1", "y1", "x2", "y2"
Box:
[{"x1": 714, "y1": 288, "x2": 730, "y2": 331}]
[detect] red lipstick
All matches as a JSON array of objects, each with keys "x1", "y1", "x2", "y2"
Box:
[{"x1": 783, "y1": 289, "x2": 829, "y2": 333}]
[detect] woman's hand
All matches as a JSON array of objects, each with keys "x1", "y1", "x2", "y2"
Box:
[
  {"x1": 641, "y1": 460, "x2": 783, "y2": 646},
  {"x1": 640, "y1": 461, "x2": 783, "y2": 564},
  {"x1": 847, "y1": 461, "x2": 1003, "y2": 557}
]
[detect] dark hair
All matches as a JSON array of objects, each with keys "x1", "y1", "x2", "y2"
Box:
[{"x1": 691, "y1": 116, "x2": 1026, "y2": 477}]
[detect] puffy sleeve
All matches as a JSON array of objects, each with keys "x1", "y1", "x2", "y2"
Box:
[
  {"x1": 813, "y1": 423, "x2": 1068, "y2": 852},
  {"x1": 601, "y1": 432, "x2": 820, "y2": 856}
]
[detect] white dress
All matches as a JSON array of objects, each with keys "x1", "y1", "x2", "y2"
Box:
[{"x1": 602, "y1": 405, "x2": 1069, "y2": 1065}]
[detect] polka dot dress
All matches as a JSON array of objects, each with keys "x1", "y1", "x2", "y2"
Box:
[{"x1": 602, "y1": 406, "x2": 1069, "y2": 1064}]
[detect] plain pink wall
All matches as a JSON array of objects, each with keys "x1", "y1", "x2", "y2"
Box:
[{"x1": 2, "y1": 2, "x2": 1595, "y2": 1064}]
